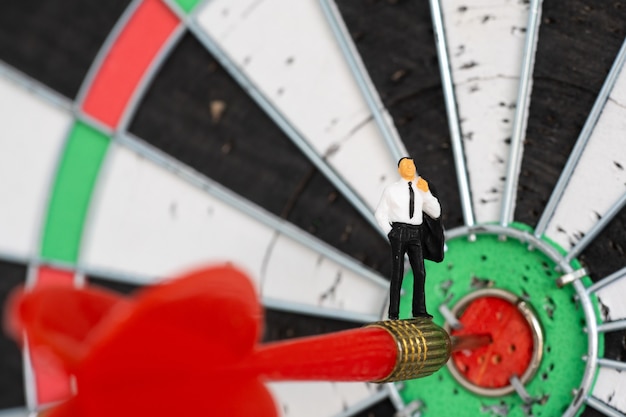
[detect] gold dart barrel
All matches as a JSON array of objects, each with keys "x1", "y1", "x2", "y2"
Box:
[{"x1": 367, "y1": 317, "x2": 451, "y2": 382}]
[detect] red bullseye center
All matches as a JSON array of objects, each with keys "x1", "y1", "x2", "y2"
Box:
[{"x1": 451, "y1": 296, "x2": 534, "y2": 389}]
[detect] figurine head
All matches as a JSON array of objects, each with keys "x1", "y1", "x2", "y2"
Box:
[{"x1": 398, "y1": 157, "x2": 416, "y2": 181}]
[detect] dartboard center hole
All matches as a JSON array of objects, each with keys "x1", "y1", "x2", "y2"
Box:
[{"x1": 447, "y1": 289, "x2": 543, "y2": 397}]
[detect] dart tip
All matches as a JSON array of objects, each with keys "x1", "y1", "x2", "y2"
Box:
[{"x1": 450, "y1": 334, "x2": 492, "y2": 352}]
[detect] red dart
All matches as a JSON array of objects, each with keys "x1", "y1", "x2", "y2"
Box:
[{"x1": 5, "y1": 265, "x2": 450, "y2": 417}]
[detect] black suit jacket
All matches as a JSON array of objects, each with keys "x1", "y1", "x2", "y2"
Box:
[{"x1": 421, "y1": 181, "x2": 445, "y2": 263}]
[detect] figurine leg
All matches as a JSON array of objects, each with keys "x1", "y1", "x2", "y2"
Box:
[
  {"x1": 406, "y1": 231, "x2": 428, "y2": 318},
  {"x1": 388, "y1": 230, "x2": 406, "y2": 320}
]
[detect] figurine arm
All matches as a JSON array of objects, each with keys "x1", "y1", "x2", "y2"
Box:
[
  {"x1": 422, "y1": 190, "x2": 441, "y2": 219},
  {"x1": 375, "y1": 191, "x2": 393, "y2": 235}
]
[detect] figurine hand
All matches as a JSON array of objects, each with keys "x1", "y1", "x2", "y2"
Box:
[{"x1": 417, "y1": 177, "x2": 429, "y2": 192}]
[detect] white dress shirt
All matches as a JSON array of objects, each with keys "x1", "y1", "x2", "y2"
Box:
[{"x1": 375, "y1": 177, "x2": 441, "y2": 235}]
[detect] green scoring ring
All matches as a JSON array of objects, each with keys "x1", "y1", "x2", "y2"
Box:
[{"x1": 392, "y1": 223, "x2": 603, "y2": 417}]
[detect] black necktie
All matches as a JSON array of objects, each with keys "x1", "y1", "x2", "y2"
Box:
[{"x1": 408, "y1": 181, "x2": 414, "y2": 219}]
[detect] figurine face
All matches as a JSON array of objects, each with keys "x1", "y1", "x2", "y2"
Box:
[{"x1": 398, "y1": 158, "x2": 416, "y2": 180}]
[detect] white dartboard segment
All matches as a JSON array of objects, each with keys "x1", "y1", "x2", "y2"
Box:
[
  {"x1": 268, "y1": 381, "x2": 378, "y2": 417},
  {"x1": 592, "y1": 367, "x2": 626, "y2": 414},
  {"x1": 591, "y1": 270, "x2": 626, "y2": 414},
  {"x1": 0, "y1": 71, "x2": 73, "y2": 259},
  {"x1": 596, "y1": 278, "x2": 626, "y2": 321},
  {"x1": 262, "y1": 235, "x2": 387, "y2": 317},
  {"x1": 195, "y1": 0, "x2": 399, "y2": 209},
  {"x1": 544, "y1": 66, "x2": 626, "y2": 250},
  {"x1": 439, "y1": 0, "x2": 529, "y2": 223},
  {"x1": 80, "y1": 141, "x2": 388, "y2": 319},
  {"x1": 81, "y1": 142, "x2": 274, "y2": 281},
  {"x1": 594, "y1": 269, "x2": 626, "y2": 414}
]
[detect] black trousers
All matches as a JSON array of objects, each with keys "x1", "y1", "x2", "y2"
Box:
[{"x1": 387, "y1": 222, "x2": 427, "y2": 319}]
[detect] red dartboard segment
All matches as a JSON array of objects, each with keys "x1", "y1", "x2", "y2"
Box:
[
  {"x1": 35, "y1": 266, "x2": 74, "y2": 288},
  {"x1": 31, "y1": 266, "x2": 75, "y2": 405},
  {"x1": 29, "y1": 344, "x2": 72, "y2": 406},
  {"x1": 81, "y1": 0, "x2": 179, "y2": 128}
]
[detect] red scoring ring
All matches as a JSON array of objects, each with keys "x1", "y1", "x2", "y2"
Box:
[{"x1": 451, "y1": 295, "x2": 535, "y2": 389}]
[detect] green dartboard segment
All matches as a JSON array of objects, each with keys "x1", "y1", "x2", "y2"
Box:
[
  {"x1": 395, "y1": 223, "x2": 603, "y2": 417},
  {"x1": 173, "y1": 0, "x2": 202, "y2": 13},
  {"x1": 40, "y1": 122, "x2": 110, "y2": 264}
]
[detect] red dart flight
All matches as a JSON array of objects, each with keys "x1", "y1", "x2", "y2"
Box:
[{"x1": 5, "y1": 265, "x2": 399, "y2": 417}]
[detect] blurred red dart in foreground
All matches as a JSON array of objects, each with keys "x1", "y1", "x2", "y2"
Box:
[{"x1": 5, "y1": 265, "x2": 452, "y2": 417}]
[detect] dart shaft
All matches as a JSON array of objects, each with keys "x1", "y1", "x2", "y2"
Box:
[
  {"x1": 249, "y1": 318, "x2": 451, "y2": 383},
  {"x1": 250, "y1": 327, "x2": 396, "y2": 382}
]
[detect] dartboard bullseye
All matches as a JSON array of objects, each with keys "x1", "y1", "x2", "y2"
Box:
[{"x1": 448, "y1": 289, "x2": 542, "y2": 396}]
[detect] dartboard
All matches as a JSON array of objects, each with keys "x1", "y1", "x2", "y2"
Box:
[{"x1": 1, "y1": 0, "x2": 625, "y2": 416}]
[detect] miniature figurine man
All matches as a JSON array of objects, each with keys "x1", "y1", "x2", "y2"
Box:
[{"x1": 375, "y1": 157, "x2": 442, "y2": 320}]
